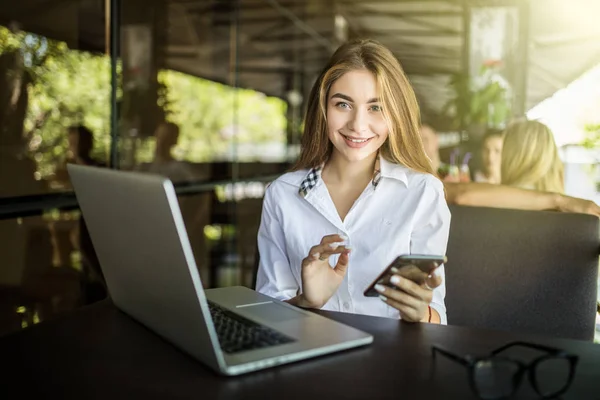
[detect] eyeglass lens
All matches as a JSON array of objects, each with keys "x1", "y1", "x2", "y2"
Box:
[
  {"x1": 473, "y1": 359, "x2": 520, "y2": 399},
  {"x1": 533, "y1": 357, "x2": 572, "y2": 397}
]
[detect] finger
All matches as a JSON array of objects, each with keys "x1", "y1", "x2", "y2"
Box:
[
  {"x1": 424, "y1": 273, "x2": 443, "y2": 291},
  {"x1": 333, "y1": 249, "x2": 351, "y2": 276},
  {"x1": 312, "y1": 243, "x2": 351, "y2": 258},
  {"x1": 307, "y1": 234, "x2": 348, "y2": 257},
  {"x1": 389, "y1": 275, "x2": 433, "y2": 302},
  {"x1": 319, "y1": 234, "x2": 348, "y2": 245},
  {"x1": 424, "y1": 261, "x2": 441, "y2": 274},
  {"x1": 301, "y1": 252, "x2": 321, "y2": 267},
  {"x1": 304, "y1": 244, "x2": 351, "y2": 266},
  {"x1": 379, "y1": 295, "x2": 423, "y2": 322},
  {"x1": 374, "y1": 283, "x2": 421, "y2": 309}
]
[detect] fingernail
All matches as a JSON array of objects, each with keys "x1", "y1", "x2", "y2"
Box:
[
  {"x1": 390, "y1": 275, "x2": 401, "y2": 285},
  {"x1": 379, "y1": 295, "x2": 387, "y2": 302},
  {"x1": 374, "y1": 284, "x2": 386, "y2": 293},
  {"x1": 328, "y1": 242, "x2": 343, "y2": 249},
  {"x1": 433, "y1": 268, "x2": 443, "y2": 277},
  {"x1": 344, "y1": 245, "x2": 353, "y2": 250},
  {"x1": 312, "y1": 252, "x2": 320, "y2": 260},
  {"x1": 391, "y1": 267, "x2": 399, "y2": 274},
  {"x1": 339, "y1": 234, "x2": 349, "y2": 241}
]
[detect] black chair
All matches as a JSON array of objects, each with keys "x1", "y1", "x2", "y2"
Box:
[{"x1": 445, "y1": 205, "x2": 599, "y2": 341}]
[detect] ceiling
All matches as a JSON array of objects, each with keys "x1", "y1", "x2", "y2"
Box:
[{"x1": 2, "y1": 0, "x2": 600, "y2": 129}]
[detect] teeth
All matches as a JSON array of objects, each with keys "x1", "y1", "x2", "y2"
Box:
[{"x1": 344, "y1": 136, "x2": 369, "y2": 143}]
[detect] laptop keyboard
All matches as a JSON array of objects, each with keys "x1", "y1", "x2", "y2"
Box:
[{"x1": 207, "y1": 301, "x2": 296, "y2": 354}]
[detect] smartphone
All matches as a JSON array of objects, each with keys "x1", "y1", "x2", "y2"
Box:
[{"x1": 363, "y1": 254, "x2": 447, "y2": 297}]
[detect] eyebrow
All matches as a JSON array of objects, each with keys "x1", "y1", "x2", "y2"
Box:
[{"x1": 330, "y1": 93, "x2": 380, "y2": 104}]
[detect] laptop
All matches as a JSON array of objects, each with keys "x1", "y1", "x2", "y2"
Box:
[{"x1": 68, "y1": 165, "x2": 373, "y2": 376}]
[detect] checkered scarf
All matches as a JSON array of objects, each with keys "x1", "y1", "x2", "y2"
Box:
[
  {"x1": 299, "y1": 160, "x2": 382, "y2": 197},
  {"x1": 299, "y1": 165, "x2": 322, "y2": 197}
]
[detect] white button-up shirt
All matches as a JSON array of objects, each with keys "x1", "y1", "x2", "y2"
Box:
[{"x1": 255, "y1": 157, "x2": 451, "y2": 324}]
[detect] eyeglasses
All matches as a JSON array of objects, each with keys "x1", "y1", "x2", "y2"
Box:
[{"x1": 431, "y1": 341, "x2": 578, "y2": 399}]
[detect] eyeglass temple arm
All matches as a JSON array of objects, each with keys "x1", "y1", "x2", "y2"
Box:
[
  {"x1": 491, "y1": 341, "x2": 562, "y2": 356},
  {"x1": 431, "y1": 346, "x2": 471, "y2": 366}
]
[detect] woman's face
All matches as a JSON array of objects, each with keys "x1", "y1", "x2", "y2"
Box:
[
  {"x1": 326, "y1": 69, "x2": 389, "y2": 163},
  {"x1": 482, "y1": 136, "x2": 503, "y2": 176}
]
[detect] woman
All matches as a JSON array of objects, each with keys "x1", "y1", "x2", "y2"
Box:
[
  {"x1": 474, "y1": 129, "x2": 504, "y2": 184},
  {"x1": 255, "y1": 39, "x2": 450, "y2": 324},
  {"x1": 500, "y1": 120, "x2": 564, "y2": 193}
]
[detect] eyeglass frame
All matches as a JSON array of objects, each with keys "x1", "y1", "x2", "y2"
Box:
[{"x1": 431, "y1": 341, "x2": 579, "y2": 399}]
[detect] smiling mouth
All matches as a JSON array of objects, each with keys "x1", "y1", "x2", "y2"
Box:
[{"x1": 341, "y1": 134, "x2": 373, "y2": 143}]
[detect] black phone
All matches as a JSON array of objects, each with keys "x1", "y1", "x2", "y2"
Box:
[{"x1": 363, "y1": 254, "x2": 447, "y2": 297}]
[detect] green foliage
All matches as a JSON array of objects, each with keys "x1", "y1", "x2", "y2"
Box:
[
  {"x1": 160, "y1": 70, "x2": 286, "y2": 162},
  {"x1": 582, "y1": 123, "x2": 600, "y2": 149},
  {"x1": 26, "y1": 51, "x2": 112, "y2": 178},
  {"x1": 442, "y1": 66, "x2": 512, "y2": 130},
  {"x1": 1, "y1": 26, "x2": 111, "y2": 180},
  {"x1": 1, "y1": 26, "x2": 287, "y2": 182}
]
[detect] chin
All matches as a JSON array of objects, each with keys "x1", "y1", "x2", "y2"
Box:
[{"x1": 335, "y1": 147, "x2": 378, "y2": 163}]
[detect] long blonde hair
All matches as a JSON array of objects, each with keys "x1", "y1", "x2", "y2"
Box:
[
  {"x1": 501, "y1": 120, "x2": 564, "y2": 193},
  {"x1": 292, "y1": 39, "x2": 434, "y2": 175}
]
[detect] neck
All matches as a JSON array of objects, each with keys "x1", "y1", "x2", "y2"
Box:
[
  {"x1": 323, "y1": 151, "x2": 378, "y2": 185},
  {"x1": 430, "y1": 154, "x2": 441, "y2": 172},
  {"x1": 485, "y1": 170, "x2": 500, "y2": 184}
]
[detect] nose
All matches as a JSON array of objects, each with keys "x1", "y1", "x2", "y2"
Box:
[{"x1": 347, "y1": 108, "x2": 368, "y2": 134}]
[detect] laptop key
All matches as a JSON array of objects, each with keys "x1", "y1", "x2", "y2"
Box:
[{"x1": 207, "y1": 301, "x2": 296, "y2": 354}]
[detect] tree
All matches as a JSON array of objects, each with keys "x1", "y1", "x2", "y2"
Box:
[
  {"x1": 0, "y1": 26, "x2": 111, "y2": 193},
  {"x1": 1, "y1": 25, "x2": 288, "y2": 193},
  {"x1": 159, "y1": 70, "x2": 286, "y2": 162}
]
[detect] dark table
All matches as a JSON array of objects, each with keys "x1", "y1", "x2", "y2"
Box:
[{"x1": 1, "y1": 300, "x2": 599, "y2": 399}]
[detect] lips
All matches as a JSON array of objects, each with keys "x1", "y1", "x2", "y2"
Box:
[{"x1": 341, "y1": 133, "x2": 374, "y2": 148}]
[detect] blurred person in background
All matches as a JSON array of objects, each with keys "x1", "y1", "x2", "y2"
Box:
[
  {"x1": 54, "y1": 125, "x2": 104, "y2": 186},
  {"x1": 53, "y1": 125, "x2": 106, "y2": 303},
  {"x1": 500, "y1": 120, "x2": 563, "y2": 193},
  {"x1": 473, "y1": 129, "x2": 504, "y2": 184},
  {"x1": 138, "y1": 121, "x2": 195, "y2": 183},
  {"x1": 439, "y1": 122, "x2": 596, "y2": 215}
]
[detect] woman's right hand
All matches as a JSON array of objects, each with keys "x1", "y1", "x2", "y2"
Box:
[{"x1": 293, "y1": 234, "x2": 352, "y2": 309}]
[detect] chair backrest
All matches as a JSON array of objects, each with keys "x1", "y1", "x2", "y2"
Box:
[{"x1": 446, "y1": 205, "x2": 599, "y2": 341}]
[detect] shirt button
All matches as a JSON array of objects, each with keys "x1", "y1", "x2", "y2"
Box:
[{"x1": 343, "y1": 302, "x2": 350, "y2": 310}]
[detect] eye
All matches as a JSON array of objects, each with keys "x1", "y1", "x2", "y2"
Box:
[
  {"x1": 335, "y1": 101, "x2": 351, "y2": 109},
  {"x1": 369, "y1": 105, "x2": 383, "y2": 112}
]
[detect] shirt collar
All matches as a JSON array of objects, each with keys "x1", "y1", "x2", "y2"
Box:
[
  {"x1": 378, "y1": 156, "x2": 408, "y2": 186},
  {"x1": 298, "y1": 155, "x2": 407, "y2": 197}
]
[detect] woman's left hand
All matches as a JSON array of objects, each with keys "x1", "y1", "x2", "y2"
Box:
[{"x1": 375, "y1": 270, "x2": 442, "y2": 323}]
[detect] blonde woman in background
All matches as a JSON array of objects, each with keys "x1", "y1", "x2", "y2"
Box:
[{"x1": 501, "y1": 120, "x2": 564, "y2": 193}]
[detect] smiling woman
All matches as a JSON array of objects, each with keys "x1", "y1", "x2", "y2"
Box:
[
  {"x1": 326, "y1": 71, "x2": 389, "y2": 162},
  {"x1": 255, "y1": 39, "x2": 450, "y2": 325}
]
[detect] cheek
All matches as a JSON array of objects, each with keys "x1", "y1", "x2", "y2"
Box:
[
  {"x1": 372, "y1": 118, "x2": 389, "y2": 139},
  {"x1": 327, "y1": 109, "x2": 346, "y2": 134}
]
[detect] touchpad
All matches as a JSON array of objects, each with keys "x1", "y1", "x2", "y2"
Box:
[{"x1": 239, "y1": 302, "x2": 308, "y2": 323}]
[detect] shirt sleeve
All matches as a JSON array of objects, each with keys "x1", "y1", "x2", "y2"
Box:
[
  {"x1": 410, "y1": 177, "x2": 451, "y2": 325},
  {"x1": 255, "y1": 184, "x2": 299, "y2": 301}
]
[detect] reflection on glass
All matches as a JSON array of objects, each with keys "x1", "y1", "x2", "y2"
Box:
[
  {"x1": 0, "y1": 24, "x2": 110, "y2": 197},
  {"x1": 0, "y1": 214, "x2": 85, "y2": 336}
]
